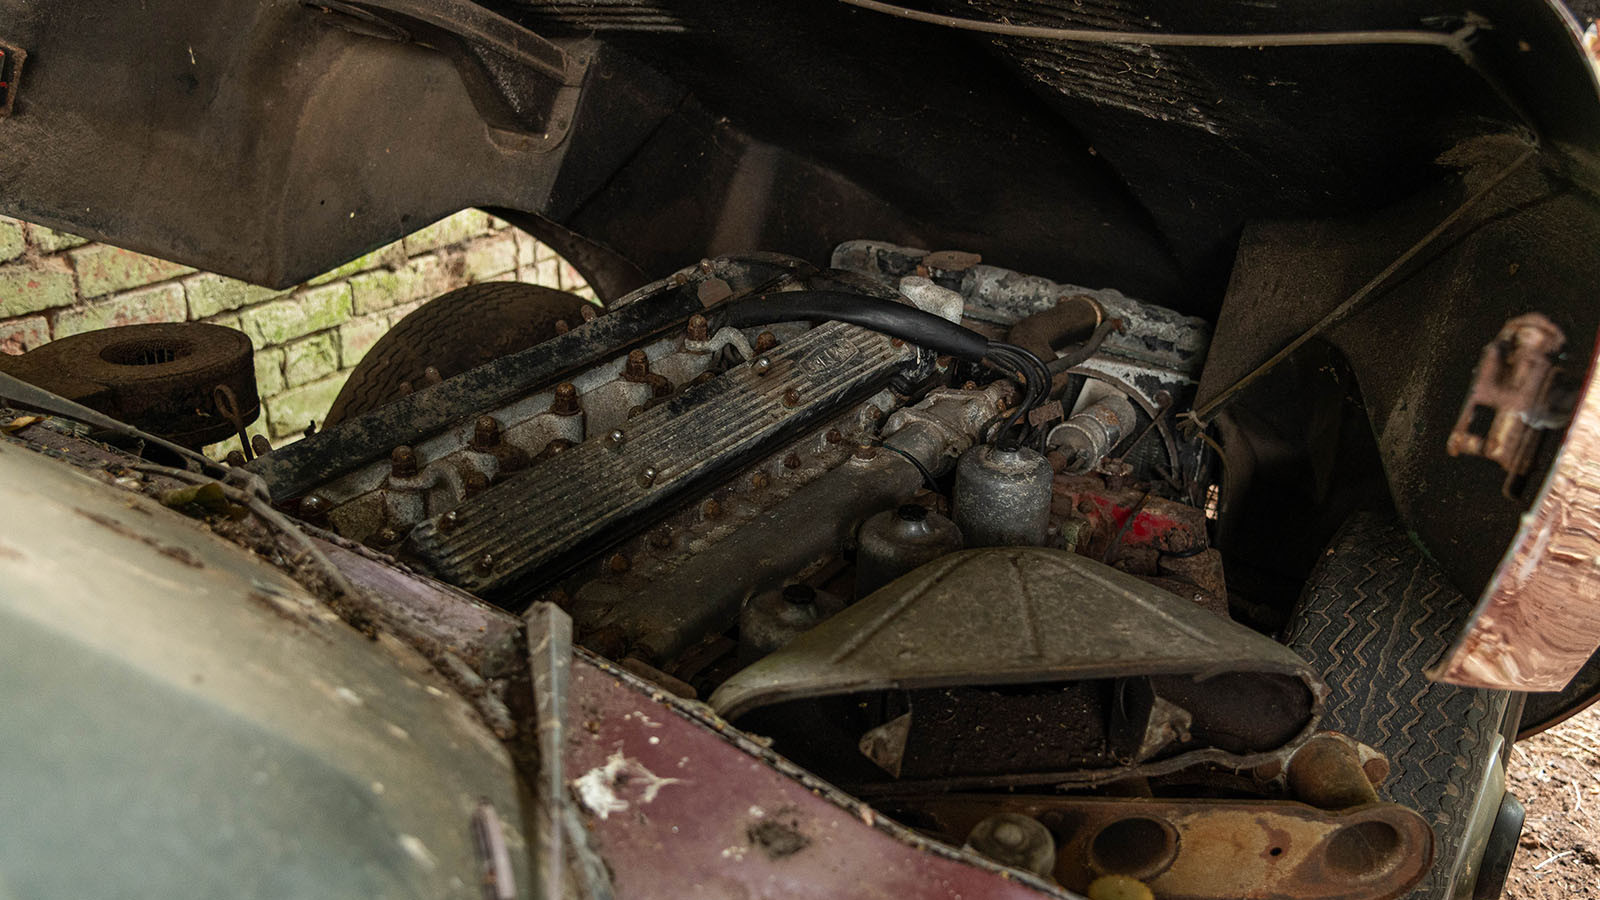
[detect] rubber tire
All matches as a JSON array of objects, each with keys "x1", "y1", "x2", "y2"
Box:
[
  {"x1": 1283, "y1": 514, "x2": 1514, "y2": 900},
  {"x1": 324, "y1": 282, "x2": 590, "y2": 427}
]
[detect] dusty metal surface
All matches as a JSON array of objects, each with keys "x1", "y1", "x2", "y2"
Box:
[
  {"x1": 1446, "y1": 312, "x2": 1567, "y2": 495},
  {"x1": 1432, "y1": 340, "x2": 1600, "y2": 691},
  {"x1": 889, "y1": 793, "x2": 1432, "y2": 900},
  {"x1": 409, "y1": 317, "x2": 913, "y2": 597},
  {"x1": 710, "y1": 548, "x2": 1320, "y2": 789},
  {"x1": 0, "y1": 322, "x2": 257, "y2": 448},
  {"x1": 0, "y1": 437, "x2": 529, "y2": 898},
  {"x1": 565, "y1": 653, "x2": 1075, "y2": 900}
]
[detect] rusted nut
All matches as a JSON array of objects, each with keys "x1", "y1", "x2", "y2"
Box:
[
  {"x1": 783, "y1": 453, "x2": 803, "y2": 470},
  {"x1": 638, "y1": 465, "x2": 658, "y2": 487},
  {"x1": 751, "y1": 356, "x2": 772, "y2": 376},
  {"x1": 782, "y1": 389, "x2": 801, "y2": 408},
  {"x1": 463, "y1": 469, "x2": 489, "y2": 495},
  {"x1": 440, "y1": 510, "x2": 460, "y2": 532},
  {"x1": 750, "y1": 471, "x2": 770, "y2": 490},
  {"x1": 701, "y1": 498, "x2": 722, "y2": 520},
  {"x1": 624, "y1": 349, "x2": 651, "y2": 381},
  {"x1": 251, "y1": 434, "x2": 273, "y2": 458},
  {"x1": 472, "y1": 415, "x2": 501, "y2": 449},
  {"x1": 580, "y1": 304, "x2": 598, "y2": 322},
  {"x1": 423, "y1": 365, "x2": 443, "y2": 385},
  {"x1": 890, "y1": 337, "x2": 905, "y2": 348},
  {"x1": 299, "y1": 494, "x2": 330, "y2": 520},
  {"x1": 390, "y1": 446, "x2": 418, "y2": 478},
  {"x1": 550, "y1": 382, "x2": 581, "y2": 416},
  {"x1": 686, "y1": 314, "x2": 710, "y2": 342},
  {"x1": 608, "y1": 552, "x2": 631, "y2": 573},
  {"x1": 1287, "y1": 734, "x2": 1380, "y2": 810},
  {"x1": 648, "y1": 528, "x2": 674, "y2": 550},
  {"x1": 554, "y1": 318, "x2": 570, "y2": 335},
  {"x1": 225, "y1": 449, "x2": 247, "y2": 467},
  {"x1": 853, "y1": 443, "x2": 879, "y2": 461},
  {"x1": 474, "y1": 553, "x2": 496, "y2": 576},
  {"x1": 754, "y1": 331, "x2": 779, "y2": 353},
  {"x1": 825, "y1": 428, "x2": 844, "y2": 444}
]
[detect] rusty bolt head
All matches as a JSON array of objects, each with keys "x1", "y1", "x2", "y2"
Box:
[
  {"x1": 890, "y1": 337, "x2": 905, "y2": 348},
  {"x1": 638, "y1": 466, "x2": 658, "y2": 487},
  {"x1": 463, "y1": 470, "x2": 489, "y2": 494},
  {"x1": 608, "y1": 552, "x2": 631, "y2": 573},
  {"x1": 750, "y1": 471, "x2": 770, "y2": 490},
  {"x1": 701, "y1": 498, "x2": 722, "y2": 520},
  {"x1": 754, "y1": 331, "x2": 779, "y2": 353},
  {"x1": 544, "y1": 438, "x2": 573, "y2": 455},
  {"x1": 783, "y1": 453, "x2": 802, "y2": 470},
  {"x1": 390, "y1": 446, "x2": 418, "y2": 478},
  {"x1": 751, "y1": 356, "x2": 772, "y2": 376},
  {"x1": 225, "y1": 449, "x2": 247, "y2": 467},
  {"x1": 554, "y1": 319, "x2": 570, "y2": 335},
  {"x1": 825, "y1": 428, "x2": 843, "y2": 444},
  {"x1": 472, "y1": 416, "x2": 501, "y2": 449},
  {"x1": 686, "y1": 314, "x2": 710, "y2": 342},
  {"x1": 649, "y1": 528, "x2": 674, "y2": 550},
  {"x1": 1363, "y1": 756, "x2": 1391, "y2": 786},
  {"x1": 423, "y1": 366, "x2": 443, "y2": 385},
  {"x1": 551, "y1": 382, "x2": 581, "y2": 416},
  {"x1": 440, "y1": 510, "x2": 460, "y2": 532},
  {"x1": 299, "y1": 494, "x2": 330, "y2": 519},
  {"x1": 628, "y1": 404, "x2": 645, "y2": 420},
  {"x1": 580, "y1": 305, "x2": 598, "y2": 322},
  {"x1": 853, "y1": 444, "x2": 879, "y2": 461},
  {"x1": 782, "y1": 389, "x2": 801, "y2": 408},
  {"x1": 474, "y1": 553, "x2": 495, "y2": 576},
  {"x1": 625, "y1": 349, "x2": 650, "y2": 380}
]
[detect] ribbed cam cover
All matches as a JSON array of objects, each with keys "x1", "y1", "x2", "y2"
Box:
[{"x1": 408, "y1": 321, "x2": 914, "y2": 597}]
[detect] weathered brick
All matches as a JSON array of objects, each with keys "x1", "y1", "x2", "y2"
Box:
[
  {"x1": 338, "y1": 315, "x2": 388, "y2": 367},
  {"x1": 533, "y1": 257, "x2": 562, "y2": 289},
  {"x1": 54, "y1": 283, "x2": 187, "y2": 337},
  {"x1": 349, "y1": 255, "x2": 449, "y2": 315},
  {"x1": 463, "y1": 233, "x2": 518, "y2": 282},
  {"x1": 517, "y1": 235, "x2": 556, "y2": 269},
  {"x1": 0, "y1": 315, "x2": 49, "y2": 355},
  {"x1": 254, "y1": 347, "x2": 286, "y2": 397},
  {"x1": 561, "y1": 262, "x2": 587, "y2": 292},
  {"x1": 306, "y1": 240, "x2": 405, "y2": 287},
  {"x1": 0, "y1": 264, "x2": 76, "y2": 317},
  {"x1": 27, "y1": 223, "x2": 89, "y2": 254},
  {"x1": 206, "y1": 313, "x2": 243, "y2": 332},
  {"x1": 284, "y1": 333, "x2": 340, "y2": 387},
  {"x1": 240, "y1": 283, "x2": 352, "y2": 346},
  {"x1": 265, "y1": 372, "x2": 349, "y2": 439},
  {"x1": 0, "y1": 218, "x2": 24, "y2": 264},
  {"x1": 184, "y1": 272, "x2": 286, "y2": 318},
  {"x1": 403, "y1": 210, "x2": 492, "y2": 256},
  {"x1": 70, "y1": 244, "x2": 194, "y2": 298}
]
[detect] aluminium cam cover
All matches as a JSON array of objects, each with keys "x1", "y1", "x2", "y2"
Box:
[{"x1": 711, "y1": 547, "x2": 1325, "y2": 783}]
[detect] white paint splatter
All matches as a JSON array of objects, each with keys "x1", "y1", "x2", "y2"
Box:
[
  {"x1": 334, "y1": 687, "x2": 363, "y2": 706},
  {"x1": 398, "y1": 834, "x2": 437, "y2": 871},
  {"x1": 572, "y1": 751, "x2": 685, "y2": 820}
]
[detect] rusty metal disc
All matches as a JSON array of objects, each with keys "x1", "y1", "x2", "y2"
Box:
[{"x1": 0, "y1": 322, "x2": 257, "y2": 449}]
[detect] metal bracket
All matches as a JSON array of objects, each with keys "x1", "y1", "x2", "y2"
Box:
[{"x1": 1446, "y1": 312, "x2": 1567, "y2": 497}]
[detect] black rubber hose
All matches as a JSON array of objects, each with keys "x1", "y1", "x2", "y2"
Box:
[{"x1": 722, "y1": 291, "x2": 992, "y2": 361}]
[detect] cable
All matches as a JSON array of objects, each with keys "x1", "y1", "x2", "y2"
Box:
[
  {"x1": 721, "y1": 291, "x2": 1051, "y2": 449},
  {"x1": 837, "y1": 0, "x2": 1482, "y2": 57}
]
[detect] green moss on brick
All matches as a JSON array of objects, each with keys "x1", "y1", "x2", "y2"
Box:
[
  {"x1": 185, "y1": 272, "x2": 286, "y2": 318},
  {"x1": 338, "y1": 316, "x2": 388, "y2": 367},
  {"x1": 254, "y1": 347, "x2": 287, "y2": 397},
  {"x1": 70, "y1": 245, "x2": 194, "y2": 298},
  {"x1": 26, "y1": 224, "x2": 89, "y2": 254},
  {"x1": 265, "y1": 372, "x2": 349, "y2": 439},
  {"x1": 240, "y1": 283, "x2": 352, "y2": 346},
  {"x1": 283, "y1": 333, "x2": 340, "y2": 387},
  {"x1": 0, "y1": 219, "x2": 24, "y2": 264},
  {"x1": 403, "y1": 210, "x2": 492, "y2": 256},
  {"x1": 0, "y1": 265, "x2": 76, "y2": 317},
  {"x1": 306, "y1": 241, "x2": 405, "y2": 287},
  {"x1": 54, "y1": 284, "x2": 187, "y2": 337}
]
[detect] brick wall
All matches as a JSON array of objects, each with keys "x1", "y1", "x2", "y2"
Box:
[{"x1": 0, "y1": 211, "x2": 591, "y2": 457}]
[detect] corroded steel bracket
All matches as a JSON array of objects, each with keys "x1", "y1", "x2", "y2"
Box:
[
  {"x1": 1434, "y1": 331, "x2": 1600, "y2": 691},
  {"x1": 1445, "y1": 312, "x2": 1566, "y2": 497}
]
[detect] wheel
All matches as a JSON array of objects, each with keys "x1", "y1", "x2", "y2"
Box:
[
  {"x1": 1283, "y1": 514, "x2": 1519, "y2": 900},
  {"x1": 325, "y1": 282, "x2": 590, "y2": 427}
]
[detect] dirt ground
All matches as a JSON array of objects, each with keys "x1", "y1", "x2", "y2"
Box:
[{"x1": 1506, "y1": 704, "x2": 1600, "y2": 898}]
